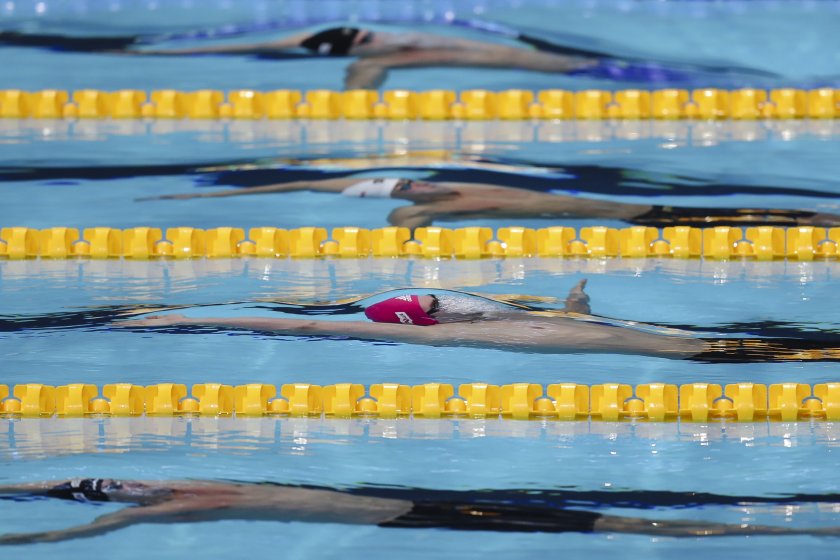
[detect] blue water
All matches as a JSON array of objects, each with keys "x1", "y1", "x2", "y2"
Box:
[
  {"x1": 2, "y1": 416, "x2": 840, "y2": 559},
  {"x1": 3, "y1": 1, "x2": 840, "y2": 558},
  {"x1": 2, "y1": 258, "x2": 840, "y2": 386},
  {"x1": 1, "y1": 121, "x2": 839, "y2": 230}
]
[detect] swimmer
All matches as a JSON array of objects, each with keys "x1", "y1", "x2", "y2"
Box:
[
  {"x1": 133, "y1": 26, "x2": 599, "y2": 88},
  {"x1": 116, "y1": 282, "x2": 840, "y2": 364},
  {"x1": 0, "y1": 25, "x2": 776, "y2": 88},
  {"x1": 142, "y1": 176, "x2": 840, "y2": 229},
  {"x1": 2, "y1": 478, "x2": 839, "y2": 544}
]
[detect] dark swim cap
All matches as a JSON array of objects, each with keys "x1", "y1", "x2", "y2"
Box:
[
  {"x1": 46, "y1": 479, "x2": 110, "y2": 502},
  {"x1": 299, "y1": 27, "x2": 363, "y2": 56}
]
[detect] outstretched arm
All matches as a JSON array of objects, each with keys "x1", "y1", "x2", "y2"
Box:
[
  {"x1": 130, "y1": 34, "x2": 307, "y2": 56},
  {"x1": 115, "y1": 314, "x2": 447, "y2": 345},
  {"x1": 0, "y1": 504, "x2": 179, "y2": 545},
  {"x1": 137, "y1": 178, "x2": 359, "y2": 202}
]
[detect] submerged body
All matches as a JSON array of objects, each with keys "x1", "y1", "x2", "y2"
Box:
[
  {"x1": 146, "y1": 177, "x2": 840, "y2": 229},
  {"x1": 125, "y1": 311, "x2": 703, "y2": 359},
  {"x1": 0, "y1": 25, "x2": 777, "y2": 88},
  {"x1": 1, "y1": 479, "x2": 837, "y2": 544},
  {"x1": 122, "y1": 26, "x2": 779, "y2": 88}
]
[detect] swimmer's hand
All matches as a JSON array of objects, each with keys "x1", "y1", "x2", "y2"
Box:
[
  {"x1": 563, "y1": 279, "x2": 591, "y2": 315},
  {"x1": 0, "y1": 530, "x2": 62, "y2": 544},
  {"x1": 135, "y1": 193, "x2": 201, "y2": 202},
  {"x1": 0, "y1": 531, "x2": 37, "y2": 545},
  {"x1": 113, "y1": 314, "x2": 190, "y2": 327}
]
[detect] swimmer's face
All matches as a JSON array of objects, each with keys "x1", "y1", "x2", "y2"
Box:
[
  {"x1": 417, "y1": 295, "x2": 438, "y2": 315},
  {"x1": 391, "y1": 180, "x2": 458, "y2": 202}
]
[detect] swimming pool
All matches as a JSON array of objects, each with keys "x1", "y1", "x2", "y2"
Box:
[
  {"x1": 2, "y1": 0, "x2": 840, "y2": 557},
  {"x1": 2, "y1": 119, "x2": 838, "y2": 230}
]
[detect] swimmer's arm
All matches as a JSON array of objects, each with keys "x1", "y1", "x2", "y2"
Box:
[
  {"x1": 137, "y1": 178, "x2": 360, "y2": 201},
  {"x1": 345, "y1": 49, "x2": 505, "y2": 88},
  {"x1": 561, "y1": 279, "x2": 591, "y2": 315},
  {"x1": 0, "y1": 482, "x2": 59, "y2": 494},
  {"x1": 345, "y1": 59, "x2": 390, "y2": 89},
  {"x1": 345, "y1": 48, "x2": 597, "y2": 89},
  {"x1": 117, "y1": 315, "x2": 449, "y2": 344},
  {"x1": 387, "y1": 205, "x2": 435, "y2": 228},
  {"x1": 0, "y1": 504, "x2": 179, "y2": 544},
  {"x1": 131, "y1": 34, "x2": 307, "y2": 56}
]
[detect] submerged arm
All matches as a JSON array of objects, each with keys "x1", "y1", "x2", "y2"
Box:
[
  {"x1": 133, "y1": 34, "x2": 307, "y2": 56},
  {"x1": 117, "y1": 315, "x2": 447, "y2": 345},
  {"x1": 345, "y1": 48, "x2": 597, "y2": 88},
  {"x1": 345, "y1": 59, "x2": 390, "y2": 89},
  {"x1": 0, "y1": 504, "x2": 180, "y2": 545},
  {"x1": 138, "y1": 178, "x2": 358, "y2": 201},
  {"x1": 387, "y1": 205, "x2": 435, "y2": 228}
]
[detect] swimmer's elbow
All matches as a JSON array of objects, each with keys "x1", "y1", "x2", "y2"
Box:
[
  {"x1": 345, "y1": 60, "x2": 388, "y2": 89},
  {"x1": 387, "y1": 207, "x2": 432, "y2": 228}
]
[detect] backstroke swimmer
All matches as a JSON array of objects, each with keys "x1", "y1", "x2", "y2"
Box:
[
  {"x1": 117, "y1": 281, "x2": 840, "y2": 363},
  {"x1": 0, "y1": 25, "x2": 778, "y2": 88},
  {"x1": 2, "y1": 478, "x2": 840, "y2": 544},
  {"x1": 141, "y1": 176, "x2": 840, "y2": 229}
]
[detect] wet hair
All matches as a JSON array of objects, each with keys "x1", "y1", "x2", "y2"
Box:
[
  {"x1": 428, "y1": 295, "x2": 440, "y2": 315},
  {"x1": 299, "y1": 27, "x2": 369, "y2": 56}
]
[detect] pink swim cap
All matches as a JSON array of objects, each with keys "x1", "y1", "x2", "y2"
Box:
[{"x1": 364, "y1": 295, "x2": 438, "y2": 326}]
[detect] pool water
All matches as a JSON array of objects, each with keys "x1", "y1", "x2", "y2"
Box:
[
  {"x1": 3, "y1": 0, "x2": 840, "y2": 558},
  {"x1": 2, "y1": 415, "x2": 840, "y2": 559},
  {"x1": 1, "y1": 121, "x2": 839, "y2": 230}
]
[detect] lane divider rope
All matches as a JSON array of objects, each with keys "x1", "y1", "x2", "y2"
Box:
[
  {"x1": 2, "y1": 381, "x2": 838, "y2": 422},
  {"x1": 2, "y1": 225, "x2": 839, "y2": 260},
  {"x1": 1, "y1": 88, "x2": 837, "y2": 120}
]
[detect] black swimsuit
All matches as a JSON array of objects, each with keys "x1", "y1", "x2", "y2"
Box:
[
  {"x1": 381, "y1": 501, "x2": 602, "y2": 533},
  {"x1": 694, "y1": 338, "x2": 840, "y2": 364},
  {"x1": 632, "y1": 205, "x2": 819, "y2": 228}
]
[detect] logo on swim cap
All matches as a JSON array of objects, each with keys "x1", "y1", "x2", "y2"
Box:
[
  {"x1": 364, "y1": 295, "x2": 438, "y2": 326},
  {"x1": 341, "y1": 178, "x2": 400, "y2": 198},
  {"x1": 394, "y1": 311, "x2": 413, "y2": 324}
]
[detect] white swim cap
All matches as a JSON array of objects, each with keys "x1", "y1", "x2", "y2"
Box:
[{"x1": 341, "y1": 178, "x2": 400, "y2": 198}]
